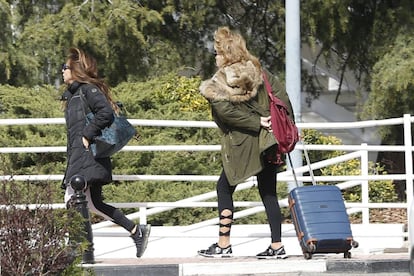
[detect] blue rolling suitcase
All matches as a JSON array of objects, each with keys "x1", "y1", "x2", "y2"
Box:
[{"x1": 288, "y1": 185, "x2": 359, "y2": 259}]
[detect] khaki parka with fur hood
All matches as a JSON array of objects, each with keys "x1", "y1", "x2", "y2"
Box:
[{"x1": 200, "y1": 61, "x2": 293, "y2": 186}]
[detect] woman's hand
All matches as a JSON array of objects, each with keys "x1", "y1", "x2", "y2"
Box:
[
  {"x1": 82, "y1": 137, "x2": 90, "y2": 149},
  {"x1": 260, "y1": 116, "x2": 272, "y2": 131}
]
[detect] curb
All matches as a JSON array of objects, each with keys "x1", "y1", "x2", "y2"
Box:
[
  {"x1": 326, "y1": 258, "x2": 409, "y2": 274},
  {"x1": 93, "y1": 264, "x2": 178, "y2": 276},
  {"x1": 85, "y1": 254, "x2": 410, "y2": 276}
]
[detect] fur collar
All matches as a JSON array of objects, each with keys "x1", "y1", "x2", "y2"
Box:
[{"x1": 200, "y1": 60, "x2": 262, "y2": 103}]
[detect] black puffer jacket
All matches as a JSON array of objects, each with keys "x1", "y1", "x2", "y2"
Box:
[{"x1": 61, "y1": 81, "x2": 114, "y2": 187}]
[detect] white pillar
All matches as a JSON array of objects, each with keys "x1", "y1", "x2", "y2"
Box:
[{"x1": 286, "y1": 0, "x2": 302, "y2": 190}]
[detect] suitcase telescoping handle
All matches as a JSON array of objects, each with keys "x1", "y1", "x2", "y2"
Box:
[{"x1": 287, "y1": 140, "x2": 316, "y2": 187}]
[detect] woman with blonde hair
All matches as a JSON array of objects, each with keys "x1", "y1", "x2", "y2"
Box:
[
  {"x1": 198, "y1": 27, "x2": 293, "y2": 259},
  {"x1": 61, "y1": 47, "x2": 150, "y2": 258}
]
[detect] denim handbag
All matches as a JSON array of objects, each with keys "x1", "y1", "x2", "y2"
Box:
[{"x1": 80, "y1": 92, "x2": 137, "y2": 158}]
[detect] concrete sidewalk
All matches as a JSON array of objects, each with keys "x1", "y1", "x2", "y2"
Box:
[
  {"x1": 86, "y1": 224, "x2": 410, "y2": 275},
  {"x1": 83, "y1": 252, "x2": 410, "y2": 276}
]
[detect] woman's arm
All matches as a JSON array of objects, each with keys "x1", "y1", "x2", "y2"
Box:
[
  {"x1": 211, "y1": 100, "x2": 261, "y2": 133},
  {"x1": 82, "y1": 85, "x2": 114, "y2": 143}
]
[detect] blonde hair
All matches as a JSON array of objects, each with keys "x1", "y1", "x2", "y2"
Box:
[
  {"x1": 214, "y1": 26, "x2": 261, "y2": 70},
  {"x1": 66, "y1": 47, "x2": 119, "y2": 113}
]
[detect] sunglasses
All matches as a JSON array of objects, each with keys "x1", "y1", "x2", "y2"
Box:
[{"x1": 62, "y1": 64, "x2": 71, "y2": 71}]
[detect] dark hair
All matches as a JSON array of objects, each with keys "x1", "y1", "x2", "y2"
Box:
[{"x1": 66, "y1": 47, "x2": 119, "y2": 113}]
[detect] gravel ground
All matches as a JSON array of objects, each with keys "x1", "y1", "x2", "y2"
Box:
[{"x1": 349, "y1": 208, "x2": 407, "y2": 225}]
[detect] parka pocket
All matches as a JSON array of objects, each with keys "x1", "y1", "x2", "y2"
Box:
[
  {"x1": 226, "y1": 131, "x2": 249, "y2": 164},
  {"x1": 229, "y1": 131, "x2": 248, "y2": 146}
]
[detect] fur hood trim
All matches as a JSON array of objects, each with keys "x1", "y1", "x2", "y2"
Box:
[{"x1": 200, "y1": 60, "x2": 262, "y2": 103}]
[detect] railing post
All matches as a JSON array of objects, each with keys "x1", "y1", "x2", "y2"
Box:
[
  {"x1": 361, "y1": 144, "x2": 369, "y2": 225},
  {"x1": 70, "y1": 175, "x2": 95, "y2": 264},
  {"x1": 404, "y1": 114, "x2": 413, "y2": 257},
  {"x1": 404, "y1": 114, "x2": 413, "y2": 209},
  {"x1": 139, "y1": 206, "x2": 147, "y2": 225}
]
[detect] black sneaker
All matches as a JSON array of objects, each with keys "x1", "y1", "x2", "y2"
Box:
[
  {"x1": 256, "y1": 245, "x2": 288, "y2": 259},
  {"x1": 198, "y1": 243, "x2": 233, "y2": 258},
  {"x1": 131, "y1": 224, "x2": 151, "y2": 258}
]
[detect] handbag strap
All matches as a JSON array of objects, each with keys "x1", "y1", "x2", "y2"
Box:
[{"x1": 78, "y1": 88, "x2": 93, "y2": 123}]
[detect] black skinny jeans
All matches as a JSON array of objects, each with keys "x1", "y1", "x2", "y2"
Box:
[
  {"x1": 217, "y1": 162, "x2": 282, "y2": 243},
  {"x1": 88, "y1": 185, "x2": 136, "y2": 232}
]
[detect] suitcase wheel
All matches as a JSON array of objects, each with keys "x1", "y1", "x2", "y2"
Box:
[
  {"x1": 307, "y1": 242, "x2": 316, "y2": 253},
  {"x1": 303, "y1": 243, "x2": 316, "y2": 259},
  {"x1": 344, "y1": 251, "x2": 351, "y2": 258},
  {"x1": 304, "y1": 252, "x2": 313, "y2": 260},
  {"x1": 351, "y1": 240, "x2": 359, "y2": 248}
]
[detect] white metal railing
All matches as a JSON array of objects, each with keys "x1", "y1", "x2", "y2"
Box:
[{"x1": 0, "y1": 114, "x2": 413, "y2": 235}]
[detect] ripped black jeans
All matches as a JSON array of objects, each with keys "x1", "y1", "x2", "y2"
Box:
[{"x1": 216, "y1": 162, "x2": 282, "y2": 242}]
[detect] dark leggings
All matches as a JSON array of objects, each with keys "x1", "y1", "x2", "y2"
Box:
[
  {"x1": 89, "y1": 185, "x2": 136, "y2": 232},
  {"x1": 217, "y1": 162, "x2": 282, "y2": 242}
]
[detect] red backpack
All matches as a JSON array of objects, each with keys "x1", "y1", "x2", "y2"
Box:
[{"x1": 262, "y1": 72, "x2": 299, "y2": 163}]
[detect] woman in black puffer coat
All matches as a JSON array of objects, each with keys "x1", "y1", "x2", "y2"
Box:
[{"x1": 61, "y1": 47, "x2": 150, "y2": 258}]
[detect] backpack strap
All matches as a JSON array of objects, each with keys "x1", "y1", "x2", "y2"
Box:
[
  {"x1": 262, "y1": 71, "x2": 274, "y2": 98},
  {"x1": 262, "y1": 71, "x2": 290, "y2": 111}
]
